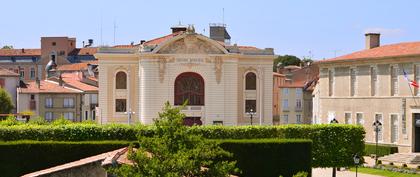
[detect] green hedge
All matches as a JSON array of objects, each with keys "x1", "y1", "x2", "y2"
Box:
[
  {"x1": 0, "y1": 140, "x2": 130, "y2": 177},
  {"x1": 218, "y1": 139, "x2": 312, "y2": 177},
  {"x1": 0, "y1": 124, "x2": 365, "y2": 168},
  {"x1": 365, "y1": 143, "x2": 398, "y2": 157}
]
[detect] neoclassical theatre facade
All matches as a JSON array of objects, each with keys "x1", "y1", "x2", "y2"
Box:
[{"x1": 95, "y1": 26, "x2": 275, "y2": 125}]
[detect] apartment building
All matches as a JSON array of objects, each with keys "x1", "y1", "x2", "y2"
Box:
[
  {"x1": 317, "y1": 33, "x2": 420, "y2": 152},
  {"x1": 0, "y1": 37, "x2": 97, "y2": 81},
  {"x1": 277, "y1": 64, "x2": 318, "y2": 124}
]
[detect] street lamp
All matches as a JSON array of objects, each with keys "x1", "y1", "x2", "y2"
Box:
[
  {"x1": 330, "y1": 117, "x2": 339, "y2": 177},
  {"x1": 353, "y1": 153, "x2": 360, "y2": 177},
  {"x1": 124, "y1": 109, "x2": 135, "y2": 125},
  {"x1": 246, "y1": 108, "x2": 257, "y2": 125},
  {"x1": 372, "y1": 119, "x2": 382, "y2": 165}
]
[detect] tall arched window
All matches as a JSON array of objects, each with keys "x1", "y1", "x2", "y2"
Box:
[
  {"x1": 116, "y1": 71, "x2": 127, "y2": 89},
  {"x1": 245, "y1": 72, "x2": 257, "y2": 90},
  {"x1": 175, "y1": 72, "x2": 204, "y2": 105}
]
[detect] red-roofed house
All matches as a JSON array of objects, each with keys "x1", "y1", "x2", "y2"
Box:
[
  {"x1": 17, "y1": 71, "x2": 98, "y2": 122},
  {"x1": 276, "y1": 64, "x2": 319, "y2": 125},
  {"x1": 316, "y1": 33, "x2": 420, "y2": 153},
  {"x1": 0, "y1": 37, "x2": 97, "y2": 82}
]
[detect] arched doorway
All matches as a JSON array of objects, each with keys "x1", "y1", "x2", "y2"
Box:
[{"x1": 174, "y1": 72, "x2": 204, "y2": 126}]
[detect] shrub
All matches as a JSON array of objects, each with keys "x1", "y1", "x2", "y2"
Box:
[
  {"x1": 189, "y1": 125, "x2": 365, "y2": 168},
  {"x1": 51, "y1": 116, "x2": 73, "y2": 125},
  {"x1": 0, "y1": 140, "x2": 130, "y2": 177},
  {"x1": 218, "y1": 139, "x2": 312, "y2": 177},
  {"x1": 0, "y1": 124, "x2": 364, "y2": 168},
  {"x1": 0, "y1": 115, "x2": 22, "y2": 126},
  {"x1": 0, "y1": 88, "x2": 14, "y2": 116},
  {"x1": 365, "y1": 143, "x2": 398, "y2": 157},
  {"x1": 28, "y1": 116, "x2": 48, "y2": 125},
  {"x1": 293, "y1": 171, "x2": 309, "y2": 177}
]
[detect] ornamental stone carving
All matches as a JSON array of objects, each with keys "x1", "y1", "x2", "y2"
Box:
[
  {"x1": 158, "y1": 57, "x2": 166, "y2": 83},
  {"x1": 214, "y1": 57, "x2": 223, "y2": 84},
  {"x1": 157, "y1": 35, "x2": 224, "y2": 54}
]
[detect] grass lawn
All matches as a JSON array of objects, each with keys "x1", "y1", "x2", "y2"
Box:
[{"x1": 349, "y1": 167, "x2": 419, "y2": 177}]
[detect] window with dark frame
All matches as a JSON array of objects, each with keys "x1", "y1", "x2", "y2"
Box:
[
  {"x1": 52, "y1": 42, "x2": 56, "y2": 46},
  {"x1": 116, "y1": 71, "x2": 127, "y2": 89},
  {"x1": 245, "y1": 100, "x2": 256, "y2": 112},
  {"x1": 115, "y1": 99, "x2": 127, "y2": 112},
  {"x1": 245, "y1": 72, "x2": 257, "y2": 90},
  {"x1": 174, "y1": 72, "x2": 204, "y2": 105}
]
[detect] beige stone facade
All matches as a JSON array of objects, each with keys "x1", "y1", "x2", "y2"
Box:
[
  {"x1": 318, "y1": 53, "x2": 420, "y2": 153},
  {"x1": 95, "y1": 27, "x2": 275, "y2": 125}
]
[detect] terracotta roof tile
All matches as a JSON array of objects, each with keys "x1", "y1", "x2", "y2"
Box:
[
  {"x1": 22, "y1": 148, "x2": 127, "y2": 177},
  {"x1": 68, "y1": 48, "x2": 98, "y2": 56},
  {"x1": 321, "y1": 41, "x2": 420, "y2": 63},
  {"x1": 19, "y1": 80, "x2": 82, "y2": 93},
  {"x1": 0, "y1": 49, "x2": 41, "y2": 56},
  {"x1": 60, "y1": 73, "x2": 98, "y2": 92},
  {"x1": 0, "y1": 68, "x2": 19, "y2": 76},
  {"x1": 143, "y1": 31, "x2": 184, "y2": 46},
  {"x1": 57, "y1": 61, "x2": 97, "y2": 71},
  {"x1": 279, "y1": 65, "x2": 319, "y2": 88}
]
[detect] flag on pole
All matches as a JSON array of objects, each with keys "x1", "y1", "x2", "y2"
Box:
[{"x1": 403, "y1": 69, "x2": 419, "y2": 88}]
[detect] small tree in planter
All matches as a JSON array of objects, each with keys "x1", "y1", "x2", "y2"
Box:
[{"x1": 108, "y1": 102, "x2": 237, "y2": 177}]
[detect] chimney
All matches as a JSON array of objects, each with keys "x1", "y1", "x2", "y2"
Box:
[
  {"x1": 22, "y1": 48, "x2": 25, "y2": 53},
  {"x1": 365, "y1": 33, "x2": 380, "y2": 49},
  {"x1": 209, "y1": 23, "x2": 231, "y2": 45},
  {"x1": 36, "y1": 77, "x2": 41, "y2": 89},
  {"x1": 140, "y1": 40, "x2": 146, "y2": 44},
  {"x1": 58, "y1": 73, "x2": 64, "y2": 86},
  {"x1": 170, "y1": 23, "x2": 187, "y2": 33}
]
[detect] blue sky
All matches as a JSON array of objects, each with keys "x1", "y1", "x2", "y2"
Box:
[{"x1": 1, "y1": 0, "x2": 420, "y2": 60}]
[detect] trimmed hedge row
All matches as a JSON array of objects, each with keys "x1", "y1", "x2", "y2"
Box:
[
  {"x1": 218, "y1": 139, "x2": 312, "y2": 177},
  {"x1": 0, "y1": 124, "x2": 365, "y2": 167},
  {"x1": 365, "y1": 143, "x2": 398, "y2": 157},
  {"x1": 0, "y1": 140, "x2": 130, "y2": 177}
]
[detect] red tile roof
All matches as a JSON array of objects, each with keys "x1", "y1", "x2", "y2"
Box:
[
  {"x1": 321, "y1": 41, "x2": 420, "y2": 63},
  {"x1": 0, "y1": 49, "x2": 41, "y2": 56},
  {"x1": 60, "y1": 73, "x2": 98, "y2": 92},
  {"x1": 68, "y1": 47, "x2": 98, "y2": 56},
  {"x1": 22, "y1": 148, "x2": 127, "y2": 177},
  {"x1": 278, "y1": 65, "x2": 319, "y2": 88},
  {"x1": 57, "y1": 61, "x2": 97, "y2": 71},
  {"x1": 0, "y1": 68, "x2": 19, "y2": 76},
  {"x1": 19, "y1": 80, "x2": 82, "y2": 93},
  {"x1": 143, "y1": 31, "x2": 184, "y2": 46}
]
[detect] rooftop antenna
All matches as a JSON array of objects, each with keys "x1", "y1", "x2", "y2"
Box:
[
  {"x1": 100, "y1": 11, "x2": 103, "y2": 46},
  {"x1": 222, "y1": 8, "x2": 225, "y2": 25},
  {"x1": 113, "y1": 20, "x2": 117, "y2": 45}
]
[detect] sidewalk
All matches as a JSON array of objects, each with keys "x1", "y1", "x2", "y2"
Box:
[{"x1": 312, "y1": 168, "x2": 383, "y2": 177}]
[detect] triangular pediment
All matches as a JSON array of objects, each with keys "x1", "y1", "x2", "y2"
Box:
[{"x1": 154, "y1": 34, "x2": 228, "y2": 54}]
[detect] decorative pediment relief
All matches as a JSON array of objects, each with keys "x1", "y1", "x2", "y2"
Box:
[{"x1": 157, "y1": 34, "x2": 225, "y2": 54}]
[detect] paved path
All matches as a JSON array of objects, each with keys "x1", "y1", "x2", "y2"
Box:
[{"x1": 312, "y1": 168, "x2": 383, "y2": 177}]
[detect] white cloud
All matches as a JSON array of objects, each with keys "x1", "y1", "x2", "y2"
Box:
[{"x1": 364, "y1": 27, "x2": 405, "y2": 37}]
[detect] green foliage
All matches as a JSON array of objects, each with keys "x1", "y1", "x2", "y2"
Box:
[
  {"x1": 273, "y1": 55, "x2": 301, "y2": 71},
  {"x1": 293, "y1": 171, "x2": 309, "y2": 177},
  {"x1": 189, "y1": 124, "x2": 365, "y2": 168},
  {"x1": 51, "y1": 115, "x2": 72, "y2": 125},
  {"x1": 217, "y1": 139, "x2": 312, "y2": 177},
  {"x1": 0, "y1": 88, "x2": 14, "y2": 115},
  {"x1": 0, "y1": 115, "x2": 22, "y2": 126},
  {"x1": 0, "y1": 124, "x2": 364, "y2": 168},
  {"x1": 1, "y1": 45, "x2": 13, "y2": 49},
  {"x1": 365, "y1": 143, "x2": 398, "y2": 157},
  {"x1": 28, "y1": 116, "x2": 49, "y2": 125},
  {"x1": 108, "y1": 102, "x2": 236, "y2": 177},
  {"x1": 0, "y1": 140, "x2": 130, "y2": 177}
]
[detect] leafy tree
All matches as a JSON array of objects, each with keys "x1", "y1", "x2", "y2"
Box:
[
  {"x1": 1, "y1": 45, "x2": 13, "y2": 49},
  {"x1": 273, "y1": 55, "x2": 302, "y2": 71},
  {"x1": 0, "y1": 88, "x2": 14, "y2": 115},
  {"x1": 108, "y1": 102, "x2": 237, "y2": 177}
]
